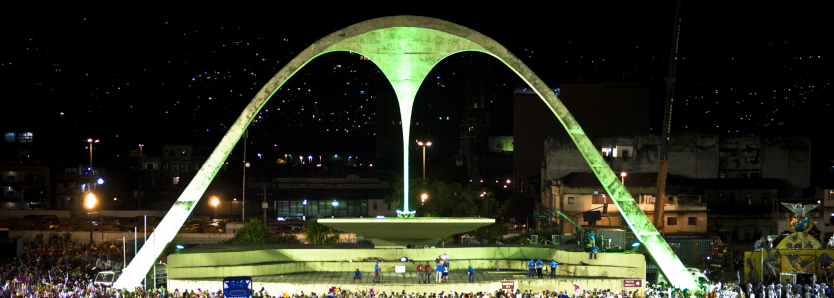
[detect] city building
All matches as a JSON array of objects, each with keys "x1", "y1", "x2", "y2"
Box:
[
  {"x1": 268, "y1": 175, "x2": 393, "y2": 218},
  {"x1": 135, "y1": 145, "x2": 208, "y2": 208},
  {"x1": 0, "y1": 165, "x2": 50, "y2": 210},
  {"x1": 513, "y1": 82, "x2": 650, "y2": 196},
  {"x1": 52, "y1": 166, "x2": 99, "y2": 211},
  {"x1": 548, "y1": 172, "x2": 708, "y2": 236},
  {"x1": 543, "y1": 133, "x2": 811, "y2": 198},
  {"x1": 542, "y1": 132, "x2": 812, "y2": 243}
]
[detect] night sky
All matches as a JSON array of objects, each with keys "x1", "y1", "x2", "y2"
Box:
[{"x1": 2, "y1": 4, "x2": 831, "y2": 183}]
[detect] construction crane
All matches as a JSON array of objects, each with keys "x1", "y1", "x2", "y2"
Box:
[
  {"x1": 653, "y1": 0, "x2": 684, "y2": 234},
  {"x1": 553, "y1": 209, "x2": 590, "y2": 250}
]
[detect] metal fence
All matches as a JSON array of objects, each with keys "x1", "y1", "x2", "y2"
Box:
[
  {"x1": 598, "y1": 230, "x2": 626, "y2": 249},
  {"x1": 666, "y1": 238, "x2": 711, "y2": 265}
]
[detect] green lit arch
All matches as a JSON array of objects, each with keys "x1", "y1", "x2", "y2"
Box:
[{"x1": 115, "y1": 16, "x2": 697, "y2": 290}]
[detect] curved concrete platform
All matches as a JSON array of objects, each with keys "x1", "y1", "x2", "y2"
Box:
[
  {"x1": 318, "y1": 218, "x2": 494, "y2": 247},
  {"x1": 168, "y1": 246, "x2": 645, "y2": 281}
]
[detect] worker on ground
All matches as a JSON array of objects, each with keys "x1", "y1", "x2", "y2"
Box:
[
  {"x1": 536, "y1": 259, "x2": 543, "y2": 279},
  {"x1": 549, "y1": 259, "x2": 559, "y2": 278}
]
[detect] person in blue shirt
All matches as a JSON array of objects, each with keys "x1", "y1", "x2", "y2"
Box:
[
  {"x1": 527, "y1": 259, "x2": 535, "y2": 278},
  {"x1": 589, "y1": 245, "x2": 598, "y2": 259},
  {"x1": 435, "y1": 262, "x2": 444, "y2": 283},
  {"x1": 352, "y1": 269, "x2": 362, "y2": 283},
  {"x1": 467, "y1": 266, "x2": 475, "y2": 282},
  {"x1": 373, "y1": 260, "x2": 380, "y2": 283},
  {"x1": 535, "y1": 259, "x2": 543, "y2": 278},
  {"x1": 549, "y1": 259, "x2": 558, "y2": 278}
]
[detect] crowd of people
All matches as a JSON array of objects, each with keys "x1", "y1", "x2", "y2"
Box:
[
  {"x1": 18, "y1": 239, "x2": 833, "y2": 298},
  {"x1": 267, "y1": 287, "x2": 645, "y2": 298},
  {"x1": 701, "y1": 281, "x2": 834, "y2": 298},
  {"x1": 0, "y1": 240, "x2": 155, "y2": 298}
]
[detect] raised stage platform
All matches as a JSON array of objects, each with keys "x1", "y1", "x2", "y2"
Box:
[{"x1": 167, "y1": 245, "x2": 646, "y2": 294}]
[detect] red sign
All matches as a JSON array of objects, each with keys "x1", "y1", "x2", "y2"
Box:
[
  {"x1": 502, "y1": 282, "x2": 515, "y2": 289},
  {"x1": 623, "y1": 279, "x2": 643, "y2": 287}
]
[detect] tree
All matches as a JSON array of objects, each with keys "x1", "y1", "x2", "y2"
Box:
[
  {"x1": 502, "y1": 192, "x2": 538, "y2": 223},
  {"x1": 469, "y1": 222, "x2": 508, "y2": 244},
  {"x1": 224, "y1": 219, "x2": 299, "y2": 244},
  {"x1": 383, "y1": 178, "x2": 501, "y2": 218},
  {"x1": 303, "y1": 216, "x2": 340, "y2": 244}
]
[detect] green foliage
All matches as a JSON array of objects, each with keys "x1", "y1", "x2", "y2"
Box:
[
  {"x1": 384, "y1": 179, "x2": 501, "y2": 218},
  {"x1": 501, "y1": 192, "x2": 538, "y2": 221},
  {"x1": 303, "y1": 216, "x2": 340, "y2": 244},
  {"x1": 469, "y1": 222, "x2": 508, "y2": 244},
  {"x1": 224, "y1": 219, "x2": 300, "y2": 245}
]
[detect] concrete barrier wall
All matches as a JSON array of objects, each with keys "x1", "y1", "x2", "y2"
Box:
[
  {"x1": 170, "y1": 247, "x2": 556, "y2": 268},
  {"x1": 168, "y1": 248, "x2": 645, "y2": 281},
  {"x1": 169, "y1": 277, "x2": 643, "y2": 296}
]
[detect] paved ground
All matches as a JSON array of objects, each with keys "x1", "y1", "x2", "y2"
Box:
[{"x1": 178, "y1": 269, "x2": 579, "y2": 285}]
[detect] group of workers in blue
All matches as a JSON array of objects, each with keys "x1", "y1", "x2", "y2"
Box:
[
  {"x1": 589, "y1": 231, "x2": 599, "y2": 259},
  {"x1": 353, "y1": 257, "x2": 479, "y2": 284},
  {"x1": 527, "y1": 259, "x2": 560, "y2": 278}
]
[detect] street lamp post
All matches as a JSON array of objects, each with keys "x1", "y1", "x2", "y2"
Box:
[
  {"x1": 86, "y1": 193, "x2": 96, "y2": 244},
  {"x1": 138, "y1": 144, "x2": 144, "y2": 155},
  {"x1": 302, "y1": 199, "x2": 308, "y2": 220},
  {"x1": 621, "y1": 172, "x2": 627, "y2": 185},
  {"x1": 242, "y1": 129, "x2": 248, "y2": 222},
  {"x1": 421, "y1": 193, "x2": 428, "y2": 205},
  {"x1": 417, "y1": 141, "x2": 432, "y2": 179},
  {"x1": 87, "y1": 139, "x2": 99, "y2": 192},
  {"x1": 211, "y1": 196, "x2": 219, "y2": 219},
  {"x1": 331, "y1": 200, "x2": 339, "y2": 217},
  {"x1": 86, "y1": 138, "x2": 99, "y2": 245}
]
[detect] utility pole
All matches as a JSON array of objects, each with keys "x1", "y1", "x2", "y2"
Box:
[
  {"x1": 263, "y1": 187, "x2": 267, "y2": 226},
  {"x1": 654, "y1": 0, "x2": 684, "y2": 232},
  {"x1": 242, "y1": 129, "x2": 248, "y2": 222}
]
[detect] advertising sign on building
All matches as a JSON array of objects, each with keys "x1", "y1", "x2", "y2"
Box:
[
  {"x1": 623, "y1": 279, "x2": 643, "y2": 287},
  {"x1": 502, "y1": 282, "x2": 515, "y2": 289}
]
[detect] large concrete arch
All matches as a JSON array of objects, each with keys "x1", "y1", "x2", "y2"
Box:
[{"x1": 115, "y1": 16, "x2": 697, "y2": 290}]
